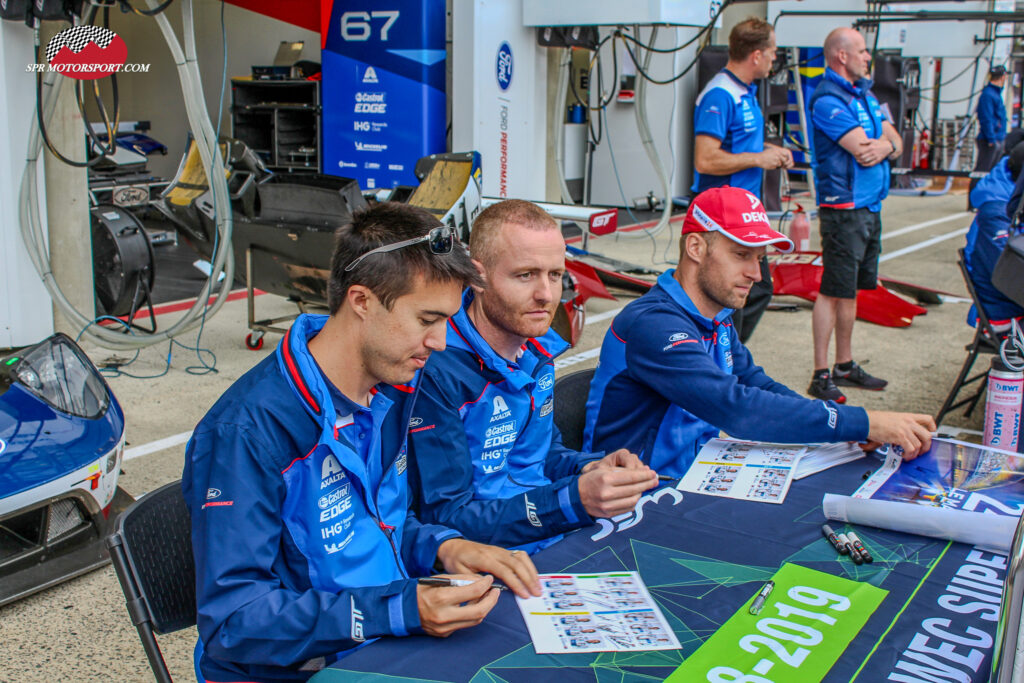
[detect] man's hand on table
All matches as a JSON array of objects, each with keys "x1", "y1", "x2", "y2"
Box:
[
  {"x1": 581, "y1": 449, "x2": 647, "y2": 472},
  {"x1": 417, "y1": 573, "x2": 499, "y2": 637},
  {"x1": 435, "y1": 538, "x2": 541, "y2": 598},
  {"x1": 865, "y1": 410, "x2": 937, "y2": 459},
  {"x1": 578, "y1": 462, "x2": 659, "y2": 519}
]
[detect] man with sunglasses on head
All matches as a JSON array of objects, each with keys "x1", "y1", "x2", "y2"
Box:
[
  {"x1": 183, "y1": 203, "x2": 542, "y2": 683},
  {"x1": 692, "y1": 17, "x2": 793, "y2": 343},
  {"x1": 406, "y1": 199, "x2": 659, "y2": 554},
  {"x1": 584, "y1": 187, "x2": 936, "y2": 479}
]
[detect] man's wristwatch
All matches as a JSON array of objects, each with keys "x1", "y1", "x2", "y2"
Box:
[{"x1": 888, "y1": 139, "x2": 897, "y2": 154}]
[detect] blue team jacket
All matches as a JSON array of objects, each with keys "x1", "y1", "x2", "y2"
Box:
[
  {"x1": 966, "y1": 157, "x2": 1024, "y2": 323},
  {"x1": 810, "y1": 68, "x2": 890, "y2": 211},
  {"x1": 583, "y1": 271, "x2": 870, "y2": 477},
  {"x1": 977, "y1": 84, "x2": 1007, "y2": 143},
  {"x1": 183, "y1": 314, "x2": 459, "y2": 682},
  {"x1": 408, "y1": 293, "x2": 599, "y2": 554}
]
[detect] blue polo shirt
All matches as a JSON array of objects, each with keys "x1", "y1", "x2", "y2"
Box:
[{"x1": 691, "y1": 69, "x2": 765, "y2": 196}]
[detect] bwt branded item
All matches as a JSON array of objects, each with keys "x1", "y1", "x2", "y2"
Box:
[{"x1": 984, "y1": 357, "x2": 1023, "y2": 451}]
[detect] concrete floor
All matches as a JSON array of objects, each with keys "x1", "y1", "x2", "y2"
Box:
[{"x1": 0, "y1": 190, "x2": 991, "y2": 682}]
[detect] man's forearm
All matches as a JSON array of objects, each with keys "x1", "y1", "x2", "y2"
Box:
[{"x1": 695, "y1": 148, "x2": 762, "y2": 176}]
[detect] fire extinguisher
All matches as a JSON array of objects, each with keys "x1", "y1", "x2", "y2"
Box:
[
  {"x1": 789, "y1": 203, "x2": 811, "y2": 252},
  {"x1": 918, "y1": 129, "x2": 930, "y2": 169}
]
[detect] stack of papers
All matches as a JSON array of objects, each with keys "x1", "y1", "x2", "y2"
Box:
[{"x1": 793, "y1": 441, "x2": 866, "y2": 480}]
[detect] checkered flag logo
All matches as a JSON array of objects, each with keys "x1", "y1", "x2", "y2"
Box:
[{"x1": 46, "y1": 26, "x2": 117, "y2": 64}]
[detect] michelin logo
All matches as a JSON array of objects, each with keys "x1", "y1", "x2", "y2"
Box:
[{"x1": 355, "y1": 142, "x2": 388, "y2": 152}]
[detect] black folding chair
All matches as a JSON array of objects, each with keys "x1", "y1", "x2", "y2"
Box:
[
  {"x1": 935, "y1": 248, "x2": 1003, "y2": 425},
  {"x1": 553, "y1": 367, "x2": 597, "y2": 452},
  {"x1": 106, "y1": 481, "x2": 196, "y2": 683}
]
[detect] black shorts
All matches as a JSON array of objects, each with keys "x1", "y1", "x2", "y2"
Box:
[{"x1": 819, "y1": 206, "x2": 882, "y2": 299}]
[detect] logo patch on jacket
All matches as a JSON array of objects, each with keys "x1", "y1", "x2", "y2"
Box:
[
  {"x1": 537, "y1": 373, "x2": 554, "y2": 391},
  {"x1": 321, "y1": 454, "x2": 347, "y2": 489},
  {"x1": 491, "y1": 395, "x2": 512, "y2": 421},
  {"x1": 539, "y1": 396, "x2": 554, "y2": 418}
]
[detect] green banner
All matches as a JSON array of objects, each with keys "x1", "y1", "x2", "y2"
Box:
[{"x1": 666, "y1": 563, "x2": 887, "y2": 683}]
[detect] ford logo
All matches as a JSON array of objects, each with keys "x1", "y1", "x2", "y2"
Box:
[
  {"x1": 496, "y1": 42, "x2": 513, "y2": 91},
  {"x1": 409, "y1": 417, "x2": 423, "y2": 428},
  {"x1": 206, "y1": 488, "x2": 221, "y2": 500},
  {"x1": 537, "y1": 374, "x2": 553, "y2": 391}
]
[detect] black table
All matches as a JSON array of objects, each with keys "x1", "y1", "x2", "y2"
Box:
[{"x1": 312, "y1": 460, "x2": 1004, "y2": 682}]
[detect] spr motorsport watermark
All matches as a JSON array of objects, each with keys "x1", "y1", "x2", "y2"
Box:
[{"x1": 26, "y1": 25, "x2": 149, "y2": 79}]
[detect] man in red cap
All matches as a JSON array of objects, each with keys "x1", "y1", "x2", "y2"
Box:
[{"x1": 583, "y1": 186, "x2": 936, "y2": 477}]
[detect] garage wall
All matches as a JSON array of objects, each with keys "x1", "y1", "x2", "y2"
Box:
[{"x1": 90, "y1": 1, "x2": 320, "y2": 178}]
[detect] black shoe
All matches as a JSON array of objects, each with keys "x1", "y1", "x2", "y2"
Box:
[
  {"x1": 832, "y1": 361, "x2": 888, "y2": 391},
  {"x1": 808, "y1": 371, "x2": 846, "y2": 403}
]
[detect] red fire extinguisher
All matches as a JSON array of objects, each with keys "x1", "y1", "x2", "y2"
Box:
[
  {"x1": 918, "y1": 129, "x2": 930, "y2": 169},
  {"x1": 789, "y1": 203, "x2": 810, "y2": 252}
]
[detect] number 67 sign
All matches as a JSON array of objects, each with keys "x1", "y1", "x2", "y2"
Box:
[{"x1": 667, "y1": 563, "x2": 888, "y2": 683}]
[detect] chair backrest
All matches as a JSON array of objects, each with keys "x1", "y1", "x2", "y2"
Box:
[
  {"x1": 107, "y1": 480, "x2": 195, "y2": 682},
  {"x1": 553, "y1": 367, "x2": 597, "y2": 452},
  {"x1": 959, "y1": 247, "x2": 1001, "y2": 344}
]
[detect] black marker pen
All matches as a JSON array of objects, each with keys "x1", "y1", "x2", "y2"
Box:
[{"x1": 847, "y1": 532, "x2": 873, "y2": 563}]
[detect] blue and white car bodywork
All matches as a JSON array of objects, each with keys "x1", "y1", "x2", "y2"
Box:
[{"x1": 0, "y1": 333, "x2": 131, "y2": 607}]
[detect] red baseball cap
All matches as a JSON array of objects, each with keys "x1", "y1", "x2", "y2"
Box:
[{"x1": 682, "y1": 186, "x2": 794, "y2": 253}]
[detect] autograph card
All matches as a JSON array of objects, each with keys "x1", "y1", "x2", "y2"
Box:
[{"x1": 515, "y1": 572, "x2": 681, "y2": 654}]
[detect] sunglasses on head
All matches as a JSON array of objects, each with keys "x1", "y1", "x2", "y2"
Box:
[{"x1": 344, "y1": 225, "x2": 456, "y2": 272}]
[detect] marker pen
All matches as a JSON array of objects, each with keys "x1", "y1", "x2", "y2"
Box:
[
  {"x1": 847, "y1": 532, "x2": 873, "y2": 563},
  {"x1": 749, "y1": 580, "x2": 775, "y2": 615},
  {"x1": 822, "y1": 524, "x2": 848, "y2": 555},
  {"x1": 837, "y1": 533, "x2": 863, "y2": 565},
  {"x1": 418, "y1": 577, "x2": 509, "y2": 591}
]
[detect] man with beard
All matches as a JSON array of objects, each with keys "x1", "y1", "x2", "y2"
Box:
[
  {"x1": 583, "y1": 187, "x2": 936, "y2": 478},
  {"x1": 407, "y1": 199, "x2": 658, "y2": 553},
  {"x1": 184, "y1": 203, "x2": 542, "y2": 683}
]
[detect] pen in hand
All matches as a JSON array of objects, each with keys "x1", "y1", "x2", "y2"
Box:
[{"x1": 418, "y1": 576, "x2": 510, "y2": 591}]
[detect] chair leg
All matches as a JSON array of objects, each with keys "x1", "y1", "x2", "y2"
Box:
[{"x1": 935, "y1": 340, "x2": 982, "y2": 425}]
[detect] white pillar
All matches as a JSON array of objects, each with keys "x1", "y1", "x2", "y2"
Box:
[{"x1": 0, "y1": 22, "x2": 54, "y2": 347}]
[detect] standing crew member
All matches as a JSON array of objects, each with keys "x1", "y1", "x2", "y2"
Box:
[
  {"x1": 692, "y1": 17, "x2": 794, "y2": 342},
  {"x1": 807, "y1": 27, "x2": 903, "y2": 403},
  {"x1": 184, "y1": 203, "x2": 541, "y2": 683},
  {"x1": 970, "y1": 64, "x2": 1008, "y2": 205}
]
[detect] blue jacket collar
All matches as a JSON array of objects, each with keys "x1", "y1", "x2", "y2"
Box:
[
  {"x1": 278, "y1": 313, "x2": 393, "y2": 426},
  {"x1": 824, "y1": 67, "x2": 872, "y2": 97},
  {"x1": 970, "y1": 156, "x2": 1014, "y2": 207},
  {"x1": 723, "y1": 68, "x2": 757, "y2": 95},
  {"x1": 446, "y1": 289, "x2": 569, "y2": 389},
  {"x1": 657, "y1": 270, "x2": 733, "y2": 331}
]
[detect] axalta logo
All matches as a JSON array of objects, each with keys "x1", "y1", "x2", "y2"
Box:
[
  {"x1": 496, "y1": 41, "x2": 513, "y2": 90},
  {"x1": 321, "y1": 454, "x2": 347, "y2": 489},
  {"x1": 525, "y1": 495, "x2": 541, "y2": 527},
  {"x1": 537, "y1": 374, "x2": 554, "y2": 391},
  {"x1": 362, "y1": 66, "x2": 378, "y2": 83},
  {"x1": 491, "y1": 395, "x2": 512, "y2": 421},
  {"x1": 206, "y1": 488, "x2": 221, "y2": 500}
]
